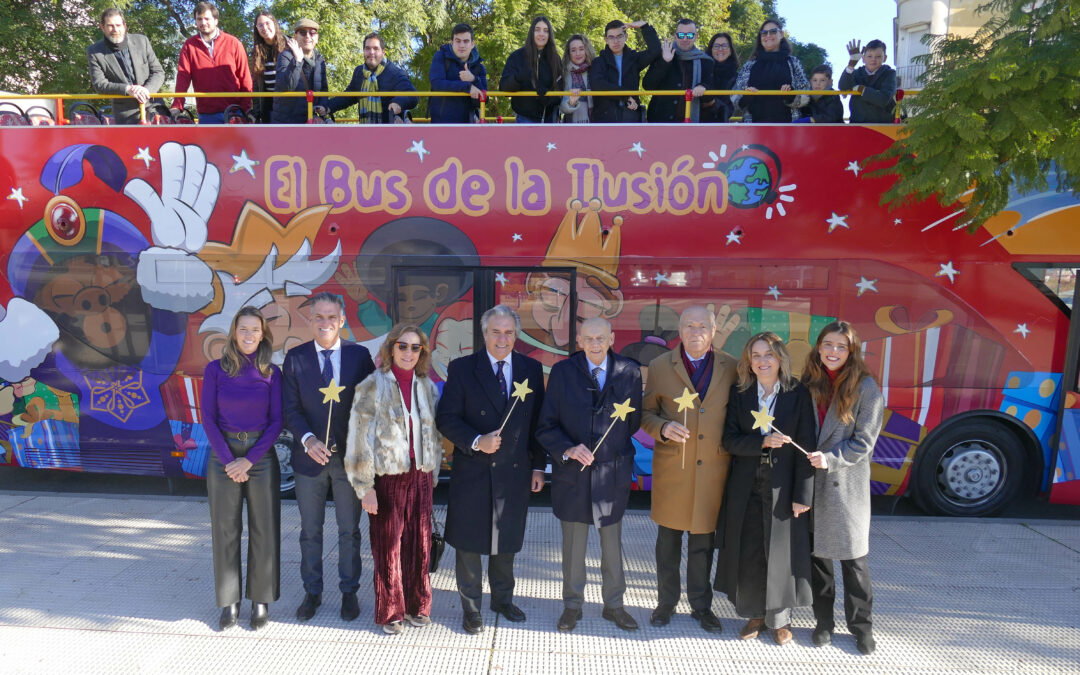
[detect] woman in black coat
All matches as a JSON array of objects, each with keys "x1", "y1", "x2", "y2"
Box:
[
  {"x1": 702, "y1": 32, "x2": 739, "y2": 123},
  {"x1": 499, "y1": 16, "x2": 563, "y2": 123},
  {"x1": 715, "y1": 331, "x2": 815, "y2": 645},
  {"x1": 730, "y1": 18, "x2": 810, "y2": 123}
]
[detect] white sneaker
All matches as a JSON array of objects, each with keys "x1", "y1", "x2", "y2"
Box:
[
  {"x1": 382, "y1": 620, "x2": 403, "y2": 634},
  {"x1": 405, "y1": 614, "x2": 431, "y2": 627}
]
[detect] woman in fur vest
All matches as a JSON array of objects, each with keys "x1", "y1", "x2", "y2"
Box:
[{"x1": 345, "y1": 323, "x2": 443, "y2": 634}]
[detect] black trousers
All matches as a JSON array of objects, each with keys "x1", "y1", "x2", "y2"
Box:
[
  {"x1": 295, "y1": 456, "x2": 363, "y2": 595},
  {"x1": 207, "y1": 438, "x2": 281, "y2": 607},
  {"x1": 811, "y1": 553, "x2": 874, "y2": 637},
  {"x1": 455, "y1": 549, "x2": 516, "y2": 613},
  {"x1": 656, "y1": 524, "x2": 714, "y2": 612}
]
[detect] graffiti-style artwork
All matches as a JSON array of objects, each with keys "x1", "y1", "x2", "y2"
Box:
[{"x1": 0, "y1": 125, "x2": 1074, "y2": 506}]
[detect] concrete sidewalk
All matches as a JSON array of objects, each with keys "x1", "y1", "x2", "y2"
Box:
[{"x1": 0, "y1": 492, "x2": 1077, "y2": 674}]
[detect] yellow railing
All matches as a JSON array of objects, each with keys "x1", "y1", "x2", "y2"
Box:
[{"x1": 0, "y1": 88, "x2": 912, "y2": 125}]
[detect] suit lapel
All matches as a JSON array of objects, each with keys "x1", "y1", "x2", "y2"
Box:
[
  {"x1": 670, "y1": 348, "x2": 694, "y2": 391},
  {"x1": 773, "y1": 386, "x2": 796, "y2": 430},
  {"x1": 338, "y1": 342, "x2": 354, "y2": 385},
  {"x1": 475, "y1": 353, "x2": 508, "y2": 413}
]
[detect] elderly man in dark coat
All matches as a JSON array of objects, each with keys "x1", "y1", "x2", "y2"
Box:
[
  {"x1": 436, "y1": 305, "x2": 545, "y2": 635},
  {"x1": 537, "y1": 318, "x2": 642, "y2": 633}
]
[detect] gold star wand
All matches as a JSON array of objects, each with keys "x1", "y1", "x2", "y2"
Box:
[
  {"x1": 496, "y1": 379, "x2": 533, "y2": 434},
  {"x1": 674, "y1": 387, "x2": 699, "y2": 470},
  {"x1": 581, "y1": 398, "x2": 636, "y2": 472},
  {"x1": 319, "y1": 378, "x2": 346, "y2": 452},
  {"x1": 751, "y1": 406, "x2": 810, "y2": 456}
]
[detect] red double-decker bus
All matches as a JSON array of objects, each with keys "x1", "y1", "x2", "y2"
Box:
[{"x1": 1, "y1": 121, "x2": 1077, "y2": 516}]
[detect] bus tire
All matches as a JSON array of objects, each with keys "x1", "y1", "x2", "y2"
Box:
[{"x1": 912, "y1": 420, "x2": 1024, "y2": 517}]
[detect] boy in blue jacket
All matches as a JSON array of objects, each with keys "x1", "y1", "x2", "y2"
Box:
[
  {"x1": 429, "y1": 23, "x2": 487, "y2": 124},
  {"x1": 797, "y1": 65, "x2": 844, "y2": 123}
]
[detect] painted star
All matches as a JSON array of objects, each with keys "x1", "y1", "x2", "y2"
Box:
[
  {"x1": 894, "y1": 218, "x2": 903, "y2": 226},
  {"x1": 511, "y1": 379, "x2": 534, "y2": 402},
  {"x1": 546, "y1": 142, "x2": 557, "y2": 152},
  {"x1": 936, "y1": 261, "x2": 960, "y2": 283},
  {"x1": 230, "y1": 149, "x2": 259, "y2": 177},
  {"x1": 652, "y1": 272, "x2": 670, "y2": 286},
  {"x1": 134, "y1": 147, "x2": 155, "y2": 169},
  {"x1": 751, "y1": 405, "x2": 775, "y2": 432},
  {"x1": 407, "y1": 139, "x2": 429, "y2": 162},
  {"x1": 512, "y1": 233, "x2": 523, "y2": 242},
  {"x1": 1014, "y1": 323, "x2": 1031, "y2": 338},
  {"x1": 6, "y1": 187, "x2": 28, "y2": 209},
  {"x1": 826, "y1": 212, "x2": 849, "y2": 233},
  {"x1": 725, "y1": 229, "x2": 742, "y2": 245},
  {"x1": 766, "y1": 285, "x2": 781, "y2": 300},
  {"x1": 674, "y1": 387, "x2": 699, "y2": 413},
  {"x1": 629, "y1": 142, "x2": 646, "y2": 158},
  {"x1": 855, "y1": 276, "x2": 879, "y2": 296},
  {"x1": 610, "y1": 398, "x2": 636, "y2": 422},
  {"x1": 319, "y1": 378, "x2": 346, "y2": 405},
  {"x1": 846, "y1": 160, "x2": 861, "y2": 177},
  {"x1": 495, "y1": 272, "x2": 508, "y2": 287}
]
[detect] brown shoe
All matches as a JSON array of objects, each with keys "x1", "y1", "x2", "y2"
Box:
[
  {"x1": 773, "y1": 625, "x2": 794, "y2": 645},
  {"x1": 739, "y1": 618, "x2": 766, "y2": 640}
]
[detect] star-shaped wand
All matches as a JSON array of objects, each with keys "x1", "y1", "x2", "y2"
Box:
[
  {"x1": 751, "y1": 406, "x2": 810, "y2": 456},
  {"x1": 674, "y1": 387, "x2": 699, "y2": 470},
  {"x1": 319, "y1": 378, "x2": 346, "y2": 452},
  {"x1": 496, "y1": 379, "x2": 533, "y2": 434},
  {"x1": 581, "y1": 398, "x2": 636, "y2": 472}
]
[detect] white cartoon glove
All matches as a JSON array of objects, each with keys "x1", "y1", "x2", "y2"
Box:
[
  {"x1": 0, "y1": 298, "x2": 59, "y2": 383},
  {"x1": 124, "y1": 142, "x2": 218, "y2": 312}
]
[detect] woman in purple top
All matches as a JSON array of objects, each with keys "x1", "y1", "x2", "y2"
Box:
[{"x1": 201, "y1": 306, "x2": 284, "y2": 631}]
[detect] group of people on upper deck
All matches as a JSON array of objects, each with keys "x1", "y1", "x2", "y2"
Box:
[{"x1": 88, "y1": 3, "x2": 898, "y2": 126}]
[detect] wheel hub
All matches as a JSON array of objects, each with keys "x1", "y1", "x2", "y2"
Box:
[{"x1": 938, "y1": 445, "x2": 1003, "y2": 503}]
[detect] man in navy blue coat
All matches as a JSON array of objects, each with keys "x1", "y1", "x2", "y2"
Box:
[
  {"x1": 588, "y1": 19, "x2": 660, "y2": 123},
  {"x1": 428, "y1": 23, "x2": 487, "y2": 124},
  {"x1": 327, "y1": 32, "x2": 418, "y2": 123},
  {"x1": 436, "y1": 305, "x2": 545, "y2": 634},
  {"x1": 537, "y1": 317, "x2": 643, "y2": 632},
  {"x1": 283, "y1": 292, "x2": 375, "y2": 623}
]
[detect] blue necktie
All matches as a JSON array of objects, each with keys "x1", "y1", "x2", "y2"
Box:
[
  {"x1": 321, "y1": 349, "x2": 333, "y2": 384},
  {"x1": 592, "y1": 366, "x2": 603, "y2": 390},
  {"x1": 496, "y1": 360, "x2": 508, "y2": 400}
]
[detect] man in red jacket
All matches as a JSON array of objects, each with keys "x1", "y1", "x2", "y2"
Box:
[{"x1": 172, "y1": 2, "x2": 252, "y2": 124}]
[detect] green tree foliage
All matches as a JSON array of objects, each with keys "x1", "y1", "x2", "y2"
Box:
[
  {"x1": 0, "y1": 0, "x2": 97, "y2": 94},
  {"x1": 871, "y1": 0, "x2": 1080, "y2": 231}
]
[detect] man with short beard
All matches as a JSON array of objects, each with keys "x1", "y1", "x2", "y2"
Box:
[
  {"x1": 87, "y1": 7, "x2": 165, "y2": 124},
  {"x1": 328, "y1": 33, "x2": 417, "y2": 124},
  {"x1": 172, "y1": 1, "x2": 252, "y2": 124}
]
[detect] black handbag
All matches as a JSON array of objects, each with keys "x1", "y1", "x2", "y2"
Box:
[{"x1": 429, "y1": 515, "x2": 446, "y2": 573}]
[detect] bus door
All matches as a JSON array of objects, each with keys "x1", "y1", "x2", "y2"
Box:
[{"x1": 1049, "y1": 266, "x2": 1080, "y2": 503}]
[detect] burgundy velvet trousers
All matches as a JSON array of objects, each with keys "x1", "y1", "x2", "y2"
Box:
[{"x1": 369, "y1": 468, "x2": 434, "y2": 624}]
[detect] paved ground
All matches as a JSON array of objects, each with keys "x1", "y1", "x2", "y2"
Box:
[{"x1": 0, "y1": 492, "x2": 1077, "y2": 674}]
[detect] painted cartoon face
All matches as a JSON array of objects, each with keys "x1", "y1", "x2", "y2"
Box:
[
  {"x1": 679, "y1": 307, "x2": 716, "y2": 360},
  {"x1": 863, "y1": 47, "x2": 885, "y2": 73},
  {"x1": 810, "y1": 73, "x2": 830, "y2": 90},
  {"x1": 750, "y1": 339, "x2": 779, "y2": 383},
  {"x1": 396, "y1": 283, "x2": 444, "y2": 326},
  {"x1": 484, "y1": 315, "x2": 517, "y2": 361},
  {"x1": 235, "y1": 315, "x2": 264, "y2": 355},
  {"x1": 392, "y1": 331, "x2": 423, "y2": 371},
  {"x1": 819, "y1": 331, "x2": 851, "y2": 371},
  {"x1": 528, "y1": 274, "x2": 621, "y2": 348},
  {"x1": 307, "y1": 299, "x2": 344, "y2": 351}
]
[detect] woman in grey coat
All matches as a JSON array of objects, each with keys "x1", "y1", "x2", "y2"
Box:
[{"x1": 803, "y1": 321, "x2": 884, "y2": 656}]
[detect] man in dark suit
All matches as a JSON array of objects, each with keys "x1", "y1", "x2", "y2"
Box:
[
  {"x1": 537, "y1": 317, "x2": 642, "y2": 633},
  {"x1": 283, "y1": 292, "x2": 375, "y2": 623},
  {"x1": 436, "y1": 305, "x2": 545, "y2": 634},
  {"x1": 86, "y1": 8, "x2": 165, "y2": 124}
]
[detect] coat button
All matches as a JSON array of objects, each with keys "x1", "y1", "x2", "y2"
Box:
[
  {"x1": 513, "y1": 463, "x2": 518, "y2": 468},
  {"x1": 480, "y1": 410, "x2": 486, "y2": 416},
  {"x1": 492, "y1": 461, "x2": 496, "y2": 467},
  {"x1": 833, "y1": 481, "x2": 840, "y2": 487},
  {"x1": 696, "y1": 459, "x2": 702, "y2": 466},
  {"x1": 698, "y1": 434, "x2": 704, "y2": 440}
]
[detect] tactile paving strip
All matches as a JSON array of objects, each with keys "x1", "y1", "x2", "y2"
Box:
[{"x1": 0, "y1": 496, "x2": 1077, "y2": 674}]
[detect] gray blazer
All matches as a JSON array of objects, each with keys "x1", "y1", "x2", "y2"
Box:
[
  {"x1": 87, "y1": 34, "x2": 165, "y2": 123},
  {"x1": 811, "y1": 376, "x2": 884, "y2": 560}
]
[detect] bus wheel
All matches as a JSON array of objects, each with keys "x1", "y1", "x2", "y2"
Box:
[{"x1": 913, "y1": 421, "x2": 1024, "y2": 517}]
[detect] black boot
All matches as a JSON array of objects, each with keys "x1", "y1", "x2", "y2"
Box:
[
  {"x1": 251, "y1": 602, "x2": 269, "y2": 630},
  {"x1": 218, "y1": 602, "x2": 240, "y2": 631}
]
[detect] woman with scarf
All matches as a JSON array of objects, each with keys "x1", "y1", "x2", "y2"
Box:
[
  {"x1": 701, "y1": 32, "x2": 739, "y2": 123},
  {"x1": 642, "y1": 19, "x2": 714, "y2": 123},
  {"x1": 731, "y1": 19, "x2": 810, "y2": 123},
  {"x1": 500, "y1": 16, "x2": 563, "y2": 123},
  {"x1": 249, "y1": 10, "x2": 285, "y2": 123},
  {"x1": 201, "y1": 306, "x2": 283, "y2": 631},
  {"x1": 429, "y1": 23, "x2": 487, "y2": 123},
  {"x1": 560, "y1": 35, "x2": 597, "y2": 123},
  {"x1": 802, "y1": 321, "x2": 884, "y2": 656},
  {"x1": 345, "y1": 324, "x2": 443, "y2": 635}
]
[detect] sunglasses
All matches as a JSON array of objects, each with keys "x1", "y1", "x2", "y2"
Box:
[
  {"x1": 395, "y1": 342, "x2": 423, "y2": 353},
  {"x1": 760, "y1": 27, "x2": 781, "y2": 36},
  {"x1": 675, "y1": 31, "x2": 696, "y2": 40},
  {"x1": 296, "y1": 28, "x2": 318, "y2": 36}
]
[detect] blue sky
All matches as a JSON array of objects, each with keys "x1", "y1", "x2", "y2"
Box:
[{"x1": 776, "y1": 0, "x2": 897, "y2": 72}]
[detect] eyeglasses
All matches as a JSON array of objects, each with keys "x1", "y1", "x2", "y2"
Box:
[
  {"x1": 712, "y1": 43, "x2": 731, "y2": 51},
  {"x1": 675, "y1": 31, "x2": 696, "y2": 40},
  {"x1": 395, "y1": 342, "x2": 423, "y2": 353},
  {"x1": 296, "y1": 28, "x2": 317, "y2": 37},
  {"x1": 760, "y1": 27, "x2": 781, "y2": 36},
  {"x1": 605, "y1": 33, "x2": 627, "y2": 42}
]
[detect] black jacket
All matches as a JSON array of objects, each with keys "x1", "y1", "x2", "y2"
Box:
[
  {"x1": 272, "y1": 49, "x2": 328, "y2": 123},
  {"x1": 839, "y1": 64, "x2": 897, "y2": 123},
  {"x1": 643, "y1": 53, "x2": 715, "y2": 123},
  {"x1": 328, "y1": 60, "x2": 418, "y2": 122},
  {"x1": 700, "y1": 57, "x2": 738, "y2": 123},
  {"x1": 799, "y1": 90, "x2": 844, "y2": 123},
  {"x1": 499, "y1": 47, "x2": 560, "y2": 122},
  {"x1": 587, "y1": 24, "x2": 661, "y2": 123}
]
